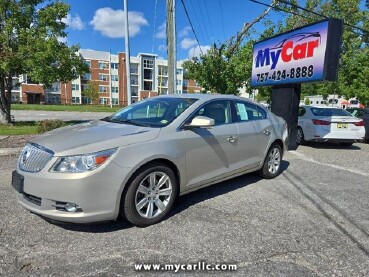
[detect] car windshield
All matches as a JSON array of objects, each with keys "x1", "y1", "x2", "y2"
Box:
[
  {"x1": 311, "y1": 107, "x2": 353, "y2": 117},
  {"x1": 103, "y1": 97, "x2": 197, "y2": 128}
]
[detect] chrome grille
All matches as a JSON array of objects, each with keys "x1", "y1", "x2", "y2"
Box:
[{"x1": 18, "y1": 143, "x2": 54, "y2": 173}]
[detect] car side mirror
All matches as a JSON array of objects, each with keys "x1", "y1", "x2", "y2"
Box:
[{"x1": 183, "y1": 116, "x2": 215, "y2": 129}]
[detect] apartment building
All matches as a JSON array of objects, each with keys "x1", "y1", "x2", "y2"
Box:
[{"x1": 12, "y1": 49, "x2": 185, "y2": 106}]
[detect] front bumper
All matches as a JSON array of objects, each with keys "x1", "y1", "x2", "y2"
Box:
[{"x1": 14, "y1": 160, "x2": 132, "y2": 223}]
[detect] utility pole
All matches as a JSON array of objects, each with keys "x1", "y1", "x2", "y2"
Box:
[
  {"x1": 166, "y1": 0, "x2": 176, "y2": 94},
  {"x1": 124, "y1": 0, "x2": 131, "y2": 105}
]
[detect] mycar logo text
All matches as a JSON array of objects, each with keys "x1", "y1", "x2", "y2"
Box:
[{"x1": 255, "y1": 32, "x2": 322, "y2": 70}]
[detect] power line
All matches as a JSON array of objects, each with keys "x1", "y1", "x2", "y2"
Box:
[
  {"x1": 249, "y1": 0, "x2": 313, "y2": 21},
  {"x1": 218, "y1": 0, "x2": 226, "y2": 40},
  {"x1": 202, "y1": 0, "x2": 214, "y2": 39},
  {"x1": 278, "y1": 0, "x2": 369, "y2": 35},
  {"x1": 180, "y1": 0, "x2": 204, "y2": 55},
  {"x1": 196, "y1": 0, "x2": 211, "y2": 42},
  {"x1": 250, "y1": 0, "x2": 369, "y2": 35},
  {"x1": 152, "y1": 0, "x2": 158, "y2": 53}
]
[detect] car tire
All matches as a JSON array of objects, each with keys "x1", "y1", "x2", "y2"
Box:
[
  {"x1": 296, "y1": 127, "x2": 305, "y2": 145},
  {"x1": 259, "y1": 143, "x2": 282, "y2": 179},
  {"x1": 121, "y1": 163, "x2": 178, "y2": 227}
]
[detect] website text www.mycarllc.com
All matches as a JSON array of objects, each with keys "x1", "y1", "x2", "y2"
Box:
[{"x1": 134, "y1": 262, "x2": 237, "y2": 273}]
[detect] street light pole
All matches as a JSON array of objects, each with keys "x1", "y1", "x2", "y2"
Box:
[{"x1": 124, "y1": 0, "x2": 132, "y2": 106}]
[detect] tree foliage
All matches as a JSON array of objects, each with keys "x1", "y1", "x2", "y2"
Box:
[
  {"x1": 0, "y1": 0, "x2": 89, "y2": 123},
  {"x1": 83, "y1": 81, "x2": 100, "y2": 104},
  {"x1": 259, "y1": 0, "x2": 369, "y2": 104},
  {"x1": 184, "y1": 0, "x2": 369, "y2": 106}
]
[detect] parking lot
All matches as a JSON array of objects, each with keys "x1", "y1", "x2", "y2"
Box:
[{"x1": 1, "y1": 142, "x2": 369, "y2": 276}]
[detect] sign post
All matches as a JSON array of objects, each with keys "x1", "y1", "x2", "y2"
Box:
[{"x1": 251, "y1": 18, "x2": 343, "y2": 150}]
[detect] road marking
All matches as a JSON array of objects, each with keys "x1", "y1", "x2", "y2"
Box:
[{"x1": 289, "y1": 151, "x2": 369, "y2": 177}]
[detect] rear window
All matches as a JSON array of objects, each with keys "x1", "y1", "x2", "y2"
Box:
[{"x1": 310, "y1": 107, "x2": 352, "y2": 117}]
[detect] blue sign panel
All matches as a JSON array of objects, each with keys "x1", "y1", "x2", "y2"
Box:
[{"x1": 251, "y1": 19, "x2": 341, "y2": 87}]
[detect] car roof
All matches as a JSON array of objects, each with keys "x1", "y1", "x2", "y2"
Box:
[
  {"x1": 300, "y1": 105, "x2": 342, "y2": 109},
  {"x1": 153, "y1": 93, "x2": 256, "y2": 102}
]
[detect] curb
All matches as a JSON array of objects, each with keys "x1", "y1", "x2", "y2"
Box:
[{"x1": 0, "y1": 148, "x2": 22, "y2": 156}]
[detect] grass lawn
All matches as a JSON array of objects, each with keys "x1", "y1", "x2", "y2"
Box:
[
  {"x1": 0, "y1": 121, "x2": 39, "y2": 135},
  {"x1": 0, "y1": 120, "x2": 86, "y2": 136},
  {"x1": 11, "y1": 104, "x2": 122, "y2": 113}
]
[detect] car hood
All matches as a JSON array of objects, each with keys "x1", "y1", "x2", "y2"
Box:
[{"x1": 30, "y1": 120, "x2": 160, "y2": 156}]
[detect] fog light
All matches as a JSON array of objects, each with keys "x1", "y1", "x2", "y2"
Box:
[{"x1": 65, "y1": 203, "x2": 81, "y2": 212}]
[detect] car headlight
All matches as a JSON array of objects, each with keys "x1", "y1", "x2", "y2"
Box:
[{"x1": 50, "y1": 148, "x2": 117, "y2": 173}]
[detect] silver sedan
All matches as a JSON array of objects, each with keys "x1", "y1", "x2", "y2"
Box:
[{"x1": 12, "y1": 94, "x2": 288, "y2": 227}]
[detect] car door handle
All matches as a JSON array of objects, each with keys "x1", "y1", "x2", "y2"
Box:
[
  {"x1": 227, "y1": 136, "x2": 237, "y2": 143},
  {"x1": 263, "y1": 129, "x2": 271, "y2": 136}
]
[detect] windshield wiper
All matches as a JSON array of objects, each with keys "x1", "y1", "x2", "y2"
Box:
[{"x1": 102, "y1": 118, "x2": 150, "y2": 127}]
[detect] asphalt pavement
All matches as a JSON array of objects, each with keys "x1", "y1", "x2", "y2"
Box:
[{"x1": 1, "y1": 142, "x2": 369, "y2": 276}]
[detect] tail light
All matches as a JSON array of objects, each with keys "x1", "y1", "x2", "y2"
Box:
[
  {"x1": 354, "y1": 120, "x2": 364, "y2": 127},
  {"x1": 312, "y1": 119, "x2": 331, "y2": 125}
]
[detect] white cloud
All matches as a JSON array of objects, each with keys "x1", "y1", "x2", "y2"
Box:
[
  {"x1": 188, "y1": 45, "x2": 211, "y2": 58},
  {"x1": 180, "y1": 38, "x2": 196, "y2": 49},
  {"x1": 57, "y1": 36, "x2": 67, "y2": 43},
  {"x1": 90, "y1": 8, "x2": 148, "y2": 38},
  {"x1": 62, "y1": 13, "x2": 85, "y2": 30},
  {"x1": 179, "y1": 26, "x2": 191, "y2": 38},
  {"x1": 155, "y1": 22, "x2": 166, "y2": 39},
  {"x1": 158, "y1": 44, "x2": 166, "y2": 52}
]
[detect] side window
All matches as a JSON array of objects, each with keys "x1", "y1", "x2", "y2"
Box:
[
  {"x1": 234, "y1": 101, "x2": 266, "y2": 122},
  {"x1": 193, "y1": 100, "x2": 232, "y2": 126},
  {"x1": 298, "y1": 107, "x2": 306, "y2": 116}
]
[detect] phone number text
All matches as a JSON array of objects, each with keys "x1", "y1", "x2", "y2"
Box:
[{"x1": 256, "y1": 65, "x2": 314, "y2": 83}]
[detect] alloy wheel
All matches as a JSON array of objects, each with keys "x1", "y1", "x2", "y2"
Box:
[
  {"x1": 135, "y1": 171, "x2": 173, "y2": 219},
  {"x1": 267, "y1": 147, "x2": 281, "y2": 174}
]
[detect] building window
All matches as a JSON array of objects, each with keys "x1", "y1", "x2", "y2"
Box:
[
  {"x1": 98, "y1": 74, "x2": 108, "y2": 81},
  {"x1": 177, "y1": 90, "x2": 182, "y2": 94},
  {"x1": 82, "y1": 73, "x2": 91, "y2": 80},
  {"x1": 111, "y1": 86, "x2": 118, "y2": 93},
  {"x1": 144, "y1": 69, "x2": 153, "y2": 80},
  {"x1": 144, "y1": 81, "x2": 152, "y2": 91},
  {"x1": 82, "y1": 96, "x2": 91, "y2": 104},
  {"x1": 131, "y1": 87, "x2": 138, "y2": 96},
  {"x1": 72, "y1": 97, "x2": 80, "y2": 104},
  {"x1": 158, "y1": 66, "x2": 168, "y2": 76},
  {"x1": 71, "y1": 84, "x2": 80, "y2": 91},
  {"x1": 99, "y1": 85, "x2": 108, "y2": 93},
  {"x1": 176, "y1": 80, "x2": 182, "y2": 86},
  {"x1": 85, "y1": 60, "x2": 91, "y2": 68},
  {"x1": 183, "y1": 80, "x2": 189, "y2": 87},
  {"x1": 98, "y1": 61, "x2": 107, "y2": 69},
  {"x1": 176, "y1": 69, "x2": 183, "y2": 75},
  {"x1": 99, "y1": 98, "x2": 108, "y2": 105},
  {"x1": 111, "y1": 75, "x2": 118, "y2": 81},
  {"x1": 130, "y1": 68, "x2": 138, "y2": 74},
  {"x1": 112, "y1": 98, "x2": 119, "y2": 105},
  {"x1": 143, "y1": 59, "x2": 154, "y2": 69},
  {"x1": 111, "y1": 63, "x2": 118, "y2": 69}
]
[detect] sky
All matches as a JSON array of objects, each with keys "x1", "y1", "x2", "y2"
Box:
[{"x1": 59, "y1": 0, "x2": 278, "y2": 61}]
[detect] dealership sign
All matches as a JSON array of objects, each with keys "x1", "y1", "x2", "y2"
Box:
[{"x1": 251, "y1": 19, "x2": 343, "y2": 87}]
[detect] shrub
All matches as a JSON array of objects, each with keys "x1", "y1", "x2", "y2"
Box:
[{"x1": 37, "y1": 119, "x2": 65, "y2": 134}]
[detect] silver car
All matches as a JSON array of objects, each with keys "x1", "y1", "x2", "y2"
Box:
[{"x1": 12, "y1": 94, "x2": 288, "y2": 227}]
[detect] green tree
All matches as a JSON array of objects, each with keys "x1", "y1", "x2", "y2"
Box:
[
  {"x1": 270, "y1": 0, "x2": 369, "y2": 104},
  {"x1": 0, "y1": 0, "x2": 88, "y2": 123},
  {"x1": 83, "y1": 81, "x2": 99, "y2": 104}
]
